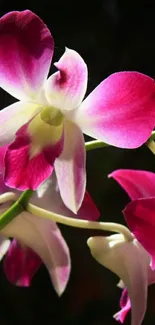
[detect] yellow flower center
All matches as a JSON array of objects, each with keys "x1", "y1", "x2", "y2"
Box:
[{"x1": 28, "y1": 106, "x2": 64, "y2": 158}]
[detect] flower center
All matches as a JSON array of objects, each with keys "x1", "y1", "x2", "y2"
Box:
[
  {"x1": 27, "y1": 106, "x2": 64, "y2": 158},
  {"x1": 41, "y1": 106, "x2": 64, "y2": 126}
]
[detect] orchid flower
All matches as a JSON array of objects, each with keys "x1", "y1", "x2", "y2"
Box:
[
  {"x1": 0, "y1": 11, "x2": 155, "y2": 213},
  {"x1": 87, "y1": 233, "x2": 155, "y2": 325},
  {"x1": 110, "y1": 169, "x2": 155, "y2": 269},
  {"x1": 0, "y1": 146, "x2": 99, "y2": 294}
]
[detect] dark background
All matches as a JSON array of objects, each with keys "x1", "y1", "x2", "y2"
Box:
[{"x1": 0, "y1": 0, "x2": 155, "y2": 324}]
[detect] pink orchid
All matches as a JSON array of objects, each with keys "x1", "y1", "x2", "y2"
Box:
[
  {"x1": 88, "y1": 234, "x2": 155, "y2": 325},
  {"x1": 0, "y1": 11, "x2": 155, "y2": 213},
  {"x1": 108, "y1": 169, "x2": 155, "y2": 322},
  {"x1": 0, "y1": 146, "x2": 99, "y2": 294},
  {"x1": 110, "y1": 169, "x2": 155, "y2": 269}
]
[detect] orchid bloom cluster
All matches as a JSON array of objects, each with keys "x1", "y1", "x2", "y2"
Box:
[{"x1": 0, "y1": 8, "x2": 155, "y2": 325}]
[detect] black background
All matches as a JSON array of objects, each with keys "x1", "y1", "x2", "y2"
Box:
[{"x1": 0, "y1": 1, "x2": 155, "y2": 324}]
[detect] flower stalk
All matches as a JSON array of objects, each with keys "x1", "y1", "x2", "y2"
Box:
[
  {"x1": 148, "y1": 130, "x2": 155, "y2": 141},
  {"x1": 0, "y1": 192, "x2": 17, "y2": 203},
  {"x1": 146, "y1": 139, "x2": 155, "y2": 154},
  {"x1": 27, "y1": 203, "x2": 133, "y2": 241},
  {"x1": 85, "y1": 140, "x2": 108, "y2": 151},
  {"x1": 0, "y1": 188, "x2": 133, "y2": 240}
]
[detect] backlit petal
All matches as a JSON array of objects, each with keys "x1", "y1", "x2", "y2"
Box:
[
  {"x1": 114, "y1": 263, "x2": 155, "y2": 323},
  {"x1": 0, "y1": 101, "x2": 41, "y2": 146},
  {"x1": 124, "y1": 198, "x2": 155, "y2": 270},
  {"x1": 4, "y1": 118, "x2": 64, "y2": 190},
  {"x1": 88, "y1": 235, "x2": 148, "y2": 325},
  {"x1": 54, "y1": 121, "x2": 86, "y2": 213},
  {"x1": 45, "y1": 48, "x2": 87, "y2": 111},
  {"x1": 109, "y1": 169, "x2": 155, "y2": 200},
  {"x1": 2, "y1": 212, "x2": 70, "y2": 295},
  {"x1": 71, "y1": 72, "x2": 155, "y2": 148},
  {"x1": 4, "y1": 239, "x2": 41, "y2": 287},
  {"x1": 114, "y1": 288, "x2": 131, "y2": 323},
  {"x1": 0, "y1": 10, "x2": 54, "y2": 100},
  {"x1": 35, "y1": 174, "x2": 100, "y2": 221},
  {"x1": 0, "y1": 146, "x2": 9, "y2": 193}
]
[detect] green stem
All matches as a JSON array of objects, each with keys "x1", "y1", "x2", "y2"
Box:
[
  {"x1": 146, "y1": 140, "x2": 155, "y2": 154},
  {"x1": 85, "y1": 140, "x2": 108, "y2": 151},
  {"x1": 0, "y1": 202, "x2": 23, "y2": 230},
  {"x1": 27, "y1": 203, "x2": 133, "y2": 241},
  {"x1": 148, "y1": 130, "x2": 155, "y2": 141},
  {"x1": 0, "y1": 189, "x2": 33, "y2": 230},
  {"x1": 17, "y1": 189, "x2": 33, "y2": 209}
]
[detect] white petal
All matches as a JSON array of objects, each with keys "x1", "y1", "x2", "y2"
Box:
[
  {"x1": 2, "y1": 211, "x2": 71, "y2": 295},
  {"x1": 45, "y1": 48, "x2": 88, "y2": 111},
  {"x1": 88, "y1": 235, "x2": 149, "y2": 325},
  {"x1": 54, "y1": 121, "x2": 86, "y2": 213},
  {"x1": 0, "y1": 101, "x2": 42, "y2": 146}
]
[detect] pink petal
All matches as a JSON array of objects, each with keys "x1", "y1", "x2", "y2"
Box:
[
  {"x1": 0, "y1": 145, "x2": 10, "y2": 192},
  {"x1": 72, "y1": 72, "x2": 155, "y2": 148},
  {"x1": 109, "y1": 169, "x2": 155, "y2": 200},
  {"x1": 88, "y1": 235, "x2": 148, "y2": 325},
  {"x1": 0, "y1": 101, "x2": 41, "y2": 146},
  {"x1": 114, "y1": 288, "x2": 131, "y2": 323},
  {"x1": 45, "y1": 48, "x2": 87, "y2": 110},
  {"x1": 124, "y1": 198, "x2": 155, "y2": 270},
  {"x1": 4, "y1": 239, "x2": 41, "y2": 287},
  {"x1": 54, "y1": 121, "x2": 86, "y2": 213},
  {"x1": 0, "y1": 10, "x2": 54, "y2": 100},
  {"x1": 0, "y1": 145, "x2": 8, "y2": 169},
  {"x1": 77, "y1": 191, "x2": 100, "y2": 220},
  {"x1": 4, "y1": 120, "x2": 63, "y2": 190},
  {"x1": 5, "y1": 133, "x2": 53, "y2": 190},
  {"x1": 2, "y1": 212, "x2": 70, "y2": 295},
  {"x1": 34, "y1": 174, "x2": 100, "y2": 221},
  {"x1": 0, "y1": 145, "x2": 7, "y2": 181}
]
